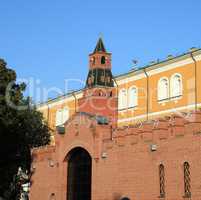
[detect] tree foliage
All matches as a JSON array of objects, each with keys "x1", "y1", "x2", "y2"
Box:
[{"x1": 0, "y1": 59, "x2": 50, "y2": 199}]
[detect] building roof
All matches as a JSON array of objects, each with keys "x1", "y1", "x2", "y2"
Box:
[
  {"x1": 115, "y1": 47, "x2": 201, "y2": 81},
  {"x1": 37, "y1": 47, "x2": 201, "y2": 109},
  {"x1": 93, "y1": 37, "x2": 107, "y2": 53}
]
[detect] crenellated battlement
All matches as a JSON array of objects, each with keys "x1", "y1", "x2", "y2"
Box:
[
  {"x1": 31, "y1": 145, "x2": 56, "y2": 162},
  {"x1": 106, "y1": 110, "x2": 201, "y2": 147}
]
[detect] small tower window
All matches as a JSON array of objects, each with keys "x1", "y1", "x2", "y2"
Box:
[
  {"x1": 101, "y1": 56, "x2": 106, "y2": 64},
  {"x1": 99, "y1": 90, "x2": 103, "y2": 96},
  {"x1": 92, "y1": 57, "x2": 95, "y2": 65},
  {"x1": 49, "y1": 193, "x2": 56, "y2": 200}
]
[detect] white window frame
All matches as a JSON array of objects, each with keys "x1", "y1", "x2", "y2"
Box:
[
  {"x1": 62, "y1": 107, "x2": 69, "y2": 124},
  {"x1": 170, "y1": 73, "x2": 183, "y2": 98},
  {"x1": 158, "y1": 77, "x2": 169, "y2": 101},
  {"x1": 55, "y1": 107, "x2": 69, "y2": 126},
  {"x1": 56, "y1": 109, "x2": 63, "y2": 126},
  {"x1": 118, "y1": 88, "x2": 127, "y2": 110},
  {"x1": 128, "y1": 86, "x2": 138, "y2": 107}
]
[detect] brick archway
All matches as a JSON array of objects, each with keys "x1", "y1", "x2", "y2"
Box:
[{"x1": 66, "y1": 147, "x2": 92, "y2": 200}]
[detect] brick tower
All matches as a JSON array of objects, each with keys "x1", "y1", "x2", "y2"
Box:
[{"x1": 78, "y1": 38, "x2": 117, "y2": 126}]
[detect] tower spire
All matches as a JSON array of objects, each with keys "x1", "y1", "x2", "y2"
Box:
[
  {"x1": 93, "y1": 37, "x2": 107, "y2": 53},
  {"x1": 86, "y1": 37, "x2": 113, "y2": 88},
  {"x1": 78, "y1": 38, "x2": 117, "y2": 127}
]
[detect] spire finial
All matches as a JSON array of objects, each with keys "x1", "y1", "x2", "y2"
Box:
[{"x1": 99, "y1": 32, "x2": 104, "y2": 40}]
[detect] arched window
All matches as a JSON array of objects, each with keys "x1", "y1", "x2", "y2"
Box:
[
  {"x1": 49, "y1": 193, "x2": 56, "y2": 200},
  {"x1": 109, "y1": 91, "x2": 113, "y2": 97},
  {"x1": 55, "y1": 108, "x2": 69, "y2": 126},
  {"x1": 171, "y1": 74, "x2": 183, "y2": 97},
  {"x1": 92, "y1": 57, "x2": 95, "y2": 65},
  {"x1": 119, "y1": 89, "x2": 127, "y2": 109},
  {"x1": 159, "y1": 164, "x2": 165, "y2": 198},
  {"x1": 121, "y1": 198, "x2": 130, "y2": 200},
  {"x1": 184, "y1": 162, "x2": 191, "y2": 197},
  {"x1": 101, "y1": 56, "x2": 106, "y2": 64},
  {"x1": 128, "y1": 86, "x2": 138, "y2": 107},
  {"x1": 158, "y1": 78, "x2": 169, "y2": 101}
]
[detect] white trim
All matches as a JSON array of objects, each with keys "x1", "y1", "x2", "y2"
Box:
[
  {"x1": 194, "y1": 54, "x2": 201, "y2": 61},
  {"x1": 117, "y1": 73, "x2": 145, "y2": 85},
  {"x1": 148, "y1": 58, "x2": 193, "y2": 76},
  {"x1": 117, "y1": 103, "x2": 201, "y2": 123},
  {"x1": 116, "y1": 57, "x2": 196, "y2": 86},
  {"x1": 37, "y1": 92, "x2": 83, "y2": 110}
]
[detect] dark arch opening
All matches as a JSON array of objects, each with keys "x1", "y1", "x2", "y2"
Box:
[
  {"x1": 101, "y1": 56, "x2": 106, "y2": 64},
  {"x1": 67, "y1": 147, "x2": 92, "y2": 200},
  {"x1": 92, "y1": 57, "x2": 95, "y2": 65},
  {"x1": 109, "y1": 91, "x2": 113, "y2": 97},
  {"x1": 121, "y1": 197, "x2": 130, "y2": 200}
]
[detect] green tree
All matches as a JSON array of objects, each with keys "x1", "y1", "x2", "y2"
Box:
[{"x1": 0, "y1": 59, "x2": 50, "y2": 199}]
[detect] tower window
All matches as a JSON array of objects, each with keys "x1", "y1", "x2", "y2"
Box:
[
  {"x1": 49, "y1": 193, "x2": 56, "y2": 200},
  {"x1": 109, "y1": 91, "x2": 112, "y2": 97},
  {"x1": 92, "y1": 57, "x2": 95, "y2": 65},
  {"x1": 101, "y1": 56, "x2": 106, "y2": 64},
  {"x1": 184, "y1": 162, "x2": 191, "y2": 198},
  {"x1": 159, "y1": 164, "x2": 165, "y2": 198}
]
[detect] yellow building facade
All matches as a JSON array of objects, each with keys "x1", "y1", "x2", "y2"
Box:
[{"x1": 38, "y1": 47, "x2": 201, "y2": 131}]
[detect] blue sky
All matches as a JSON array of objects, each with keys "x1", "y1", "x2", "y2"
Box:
[{"x1": 0, "y1": 0, "x2": 201, "y2": 102}]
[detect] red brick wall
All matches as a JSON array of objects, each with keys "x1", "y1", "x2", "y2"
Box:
[{"x1": 30, "y1": 111, "x2": 201, "y2": 200}]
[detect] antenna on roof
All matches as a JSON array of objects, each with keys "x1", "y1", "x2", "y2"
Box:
[
  {"x1": 167, "y1": 55, "x2": 174, "y2": 60},
  {"x1": 131, "y1": 59, "x2": 138, "y2": 71}
]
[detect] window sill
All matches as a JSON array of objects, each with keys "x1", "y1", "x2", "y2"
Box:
[
  {"x1": 158, "y1": 95, "x2": 183, "y2": 104},
  {"x1": 170, "y1": 95, "x2": 183, "y2": 101},
  {"x1": 118, "y1": 106, "x2": 138, "y2": 111}
]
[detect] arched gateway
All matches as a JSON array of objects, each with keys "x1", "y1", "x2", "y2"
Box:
[{"x1": 67, "y1": 147, "x2": 92, "y2": 200}]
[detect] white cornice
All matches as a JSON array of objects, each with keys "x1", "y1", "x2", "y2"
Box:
[
  {"x1": 37, "y1": 92, "x2": 83, "y2": 110},
  {"x1": 117, "y1": 103, "x2": 201, "y2": 123},
  {"x1": 116, "y1": 50, "x2": 201, "y2": 86}
]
